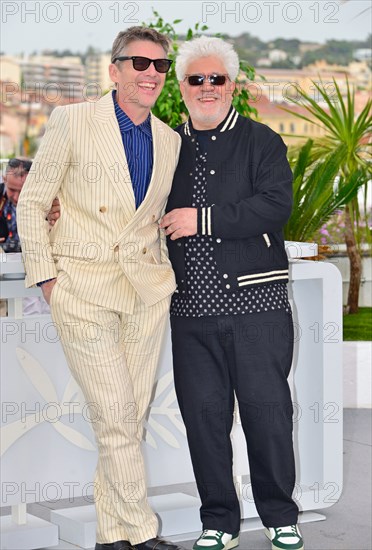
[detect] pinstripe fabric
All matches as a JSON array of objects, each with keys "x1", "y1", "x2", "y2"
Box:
[
  {"x1": 114, "y1": 92, "x2": 153, "y2": 209},
  {"x1": 17, "y1": 92, "x2": 182, "y2": 543},
  {"x1": 50, "y1": 282, "x2": 170, "y2": 543},
  {"x1": 17, "y1": 92, "x2": 181, "y2": 312}
]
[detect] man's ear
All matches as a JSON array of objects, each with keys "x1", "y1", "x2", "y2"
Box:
[
  {"x1": 229, "y1": 80, "x2": 236, "y2": 94},
  {"x1": 109, "y1": 63, "x2": 118, "y2": 85},
  {"x1": 179, "y1": 80, "x2": 186, "y2": 98}
]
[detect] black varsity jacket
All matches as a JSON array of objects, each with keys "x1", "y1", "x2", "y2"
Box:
[{"x1": 166, "y1": 107, "x2": 293, "y2": 294}]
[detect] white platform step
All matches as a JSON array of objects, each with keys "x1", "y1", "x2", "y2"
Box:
[
  {"x1": 50, "y1": 493, "x2": 201, "y2": 548},
  {"x1": 149, "y1": 493, "x2": 200, "y2": 536},
  {"x1": 50, "y1": 505, "x2": 96, "y2": 549},
  {"x1": 0, "y1": 513, "x2": 58, "y2": 550}
]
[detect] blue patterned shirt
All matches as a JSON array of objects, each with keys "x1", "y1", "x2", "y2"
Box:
[{"x1": 113, "y1": 91, "x2": 153, "y2": 208}]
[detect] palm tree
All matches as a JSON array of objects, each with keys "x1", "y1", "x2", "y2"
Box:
[
  {"x1": 285, "y1": 140, "x2": 368, "y2": 243},
  {"x1": 284, "y1": 78, "x2": 371, "y2": 313}
]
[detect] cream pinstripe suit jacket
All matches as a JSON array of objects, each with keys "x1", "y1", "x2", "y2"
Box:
[{"x1": 17, "y1": 92, "x2": 181, "y2": 313}]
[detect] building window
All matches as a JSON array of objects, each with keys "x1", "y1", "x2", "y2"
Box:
[
  {"x1": 279, "y1": 123, "x2": 285, "y2": 132},
  {"x1": 290, "y1": 123, "x2": 295, "y2": 133}
]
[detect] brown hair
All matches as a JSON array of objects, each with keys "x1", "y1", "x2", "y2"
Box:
[{"x1": 111, "y1": 26, "x2": 170, "y2": 63}]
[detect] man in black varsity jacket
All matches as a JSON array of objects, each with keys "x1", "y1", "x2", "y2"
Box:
[{"x1": 160, "y1": 37, "x2": 304, "y2": 550}]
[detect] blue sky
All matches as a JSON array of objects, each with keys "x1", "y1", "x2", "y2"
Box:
[{"x1": 1, "y1": 1, "x2": 371, "y2": 55}]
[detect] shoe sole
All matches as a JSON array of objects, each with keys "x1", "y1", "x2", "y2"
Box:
[
  {"x1": 226, "y1": 536, "x2": 239, "y2": 550},
  {"x1": 264, "y1": 528, "x2": 304, "y2": 550},
  {"x1": 193, "y1": 535, "x2": 239, "y2": 550}
]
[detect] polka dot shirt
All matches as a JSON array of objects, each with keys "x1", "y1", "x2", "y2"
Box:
[{"x1": 170, "y1": 136, "x2": 291, "y2": 318}]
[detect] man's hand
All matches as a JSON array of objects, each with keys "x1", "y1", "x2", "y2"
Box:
[
  {"x1": 41, "y1": 278, "x2": 57, "y2": 305},
  {"x1": 47, "y1": 198, "x2": 61, "y2": 226},
  {"x1": 159, "y1": 208, "x2": 197, "y2": 240}
]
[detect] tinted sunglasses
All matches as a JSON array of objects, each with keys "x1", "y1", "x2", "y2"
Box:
[
  {"x1": 113, "y1": 56, "x2": 173, "y2": 73},
  {"x1": 185, "y1": 74, "x2": 229, "y2": 86},
  {"x1": 8, "y1": 158, "x2": 32, "y2": 170}
]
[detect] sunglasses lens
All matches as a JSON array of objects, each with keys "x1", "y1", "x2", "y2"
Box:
[
  {"x1": 210, "y1": 75, "x2": 226, "y2": 85},
  {"x1": 132, "y1": 57, "x2": 151, "y2": 71},
  {"x1": 154, "y1": 59, "x2": 172, "y2": 73},
  {"x1": 188, "y1": 75, "x2": 204, "y2": 86},
  {"x1": 187, "y1": 75, "x2": 227, "y2": 86}
]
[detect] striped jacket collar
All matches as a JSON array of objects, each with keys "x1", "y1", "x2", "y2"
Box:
[{"x1": 183, "y1": 105, "x2": 239, "y2": 136}]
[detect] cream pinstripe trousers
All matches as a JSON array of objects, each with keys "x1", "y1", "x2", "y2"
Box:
[{"x1": 50, "y1": 280, "x2": 170, "y2": 544}]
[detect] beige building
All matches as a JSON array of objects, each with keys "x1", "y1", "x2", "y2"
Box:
[
  {"x1": 248, "y1": 95, "x2": 327, "y2": 146},
  {"x1": 0, "y1": 56, "x2": 21, "y2": 86},
  {"x1": 245, "y1": 63, "x2": 371, "y2": 107},
  {"x1": 20, "y1": 55, "x2": 85, "y2": 103},
  {"x1": 85, "y1": 53, "x2": 113, "y2": 97},
  {"x1": 307, "y1": 60, "x2": 371, "y2": 92}
]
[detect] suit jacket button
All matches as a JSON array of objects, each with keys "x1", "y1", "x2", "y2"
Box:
[
  {"x1": 142, "y1": 247, "x2": 147, "y2": 254},
  {"x1": 114, "y1": 245, "x2": 119, "y2": 253},
  {"x1": 99, "y1": 206, "x2": 107, "y2": 213},
  {"x1": 152, "y1": 215, "x2": 156, "y2": 221}
]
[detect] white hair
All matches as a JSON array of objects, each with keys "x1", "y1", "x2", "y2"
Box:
[{"x1": 175, "y1": 36, "x2": 240, "y2": 82}]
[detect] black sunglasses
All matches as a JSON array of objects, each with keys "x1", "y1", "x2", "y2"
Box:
[
  {"x1": 185, "y1": 74, "x2": 229, "y2": 86},
  {"x1": 113, "y1": 56, "x2": 173, "y2": 73},
  {"x1": 7, "y1": 158, "x2": 32, "y2": 172}
]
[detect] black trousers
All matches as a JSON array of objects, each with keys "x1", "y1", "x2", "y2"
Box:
[{"x1": 170, "y1": 309, "x2": 299, "y2": 534}]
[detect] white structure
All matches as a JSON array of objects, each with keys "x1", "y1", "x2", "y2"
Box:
[{"x1": 0, "y1": 244, "x2": 343, "y2": 549}]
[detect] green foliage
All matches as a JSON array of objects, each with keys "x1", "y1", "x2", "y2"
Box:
[
  {"x1": 343, "y1": 308, "x2": 372, "y2": 341},
  {"x1": 284, "y1": 77, "x2": 372, "y2": 245},
  {"x1": 271, "y1": 38, "x2": 301, "y2": 55},
  {"x1": 284, "y1": 140, "x2": 368, "y2": 242},
  {"x1": 301, "y1": 40, "x2": 355, "y2": 67},
  {"x1": 143, "y1": 10, "x2": 258, "y2": 127}
]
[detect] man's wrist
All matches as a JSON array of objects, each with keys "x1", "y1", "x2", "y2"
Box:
[{"x1": 36, "y1": 278, "x2": 55, "y2": 287}]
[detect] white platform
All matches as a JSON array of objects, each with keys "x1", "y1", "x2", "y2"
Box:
[
  {"x1": 0, "y1": 514, "x2": 58, "y2": 550},
  {"x1": 1, "y1": 243, "x2": 344, "y2": 548},
  {"x1": 50, "y1": 506, "x2": 96, "y2": 549},
  {"x1": 50, "y1": 493, "x2": 201, "y2": 547},
  {"x1": 149, "y1": 494, "x2": 201, "y2": 536}
]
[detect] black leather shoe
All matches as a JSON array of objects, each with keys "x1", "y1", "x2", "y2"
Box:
[
  {"x1": 95, "y1": 542, "x2": 133, "y2": 550},
  {"x1": 133, "y1": 537, "x2": 186, "y2": 550}
]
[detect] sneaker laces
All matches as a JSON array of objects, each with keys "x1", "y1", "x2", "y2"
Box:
[
  {"x1": 275, "y1": 525, "x2": 300, "y2": 541},
  {"x1": 200, "y1": 530, "x2": 224, "y2": 539}
]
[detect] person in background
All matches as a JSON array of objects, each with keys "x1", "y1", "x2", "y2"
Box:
[
  {"x1": 0, "y1": 157, "x2": 32, "y2": 252},
  {"x1": 0, "y1": 157, "x2": 49, "y2": 316}
]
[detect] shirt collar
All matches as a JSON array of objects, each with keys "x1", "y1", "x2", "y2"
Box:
[
  {"x1": 112, "y1": 90, "x2": 152, "y2": 138},
  {"x1": 185, "y1": 105, "x2": 239, "y2": 137}
]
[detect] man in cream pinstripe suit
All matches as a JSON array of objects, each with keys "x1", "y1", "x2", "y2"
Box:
[{"x1": 17, "y1": 27, "x2": 185, "y2": 550}]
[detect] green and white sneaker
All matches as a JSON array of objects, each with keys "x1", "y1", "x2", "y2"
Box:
[
  {"x1": 264, "y1": 525, "x2": 304, "y2": 550},
  {"x1": 193, "y1": 529, "x2": 239, "y2": 550}
]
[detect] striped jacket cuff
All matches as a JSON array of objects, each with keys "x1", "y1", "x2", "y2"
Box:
[{"x1": 197, "y1": 206, "x2": 213, "y2": 236}]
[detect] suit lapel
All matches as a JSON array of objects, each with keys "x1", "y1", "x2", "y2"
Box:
[{"x1": 88, "y1": 91, "x2": 136, "y2": 219}]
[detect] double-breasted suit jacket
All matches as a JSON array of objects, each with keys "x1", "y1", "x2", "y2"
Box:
[{"x1": 18, "y1": 91, "x2": 181, "y2": 312}]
